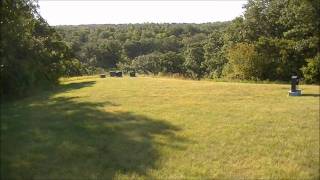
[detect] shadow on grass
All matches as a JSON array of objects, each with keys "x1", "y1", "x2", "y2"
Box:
[
  {"x1": 1, "y1": 81, "x2": 186, "y2": 179},
  {"x1": 62, "y1": 80, "x2": 96, "y2": 89},
  {"x1": 301, "y1": 93, "x2": 320, "y2": 97}
]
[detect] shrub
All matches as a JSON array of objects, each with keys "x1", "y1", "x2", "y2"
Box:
[
  {"x1": 301, "y1": 54, "x2": 320, "y2": 84},
  {"x1": 225, "y1": 43, "x2": 266, "y2": 80}
]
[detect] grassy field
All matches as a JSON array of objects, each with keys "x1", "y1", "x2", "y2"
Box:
[{"x1": 1, "y1": 76, "x2": 319, "y2": 179}]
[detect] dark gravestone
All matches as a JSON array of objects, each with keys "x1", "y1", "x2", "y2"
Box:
[
  {"x1": 110, "y1": 71, "x2": 122, "y2": 77},
  {"x1": 110, "y1": 71, "x2": 117, "y2": 77},
  {"x1": 100, "y1": 74, "x2": 106, "y2": 78},
  {"x1": 129, "y1": 71, "x2": 136, "y2": 77},
  {"x1": 291, "y1": 76, "x2": 299, "y2": 92},
  {"x1": 116, "y1": 71, "x2": 123, "y2": 77},
  {"x1": 289, "y1": 75, "x2": 301, "y2": 96}
]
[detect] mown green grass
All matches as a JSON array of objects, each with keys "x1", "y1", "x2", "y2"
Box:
[{"x1": 1, "y1": 76, "x2": 319, "y2": 179}]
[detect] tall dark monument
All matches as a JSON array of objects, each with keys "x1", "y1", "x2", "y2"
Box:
[{"x1": 288, "y1": 75, "x2": 301, "y2": 96}]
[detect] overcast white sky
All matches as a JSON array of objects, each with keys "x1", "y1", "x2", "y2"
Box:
[{"x1": 38, "y1": 1, "x2": 247, "y2": 25}]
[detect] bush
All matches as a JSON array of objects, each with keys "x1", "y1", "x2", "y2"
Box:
[
  {"x1": 301, "y1": 54, "x2": 320, "y2": 84},
  {"x1": 225, "y1": 43, "x2": 266, "y2": 80}
]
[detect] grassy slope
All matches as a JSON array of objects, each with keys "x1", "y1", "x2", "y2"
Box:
[{"x1": 1, "y1": 76, "x2": 319, "y2": 179}]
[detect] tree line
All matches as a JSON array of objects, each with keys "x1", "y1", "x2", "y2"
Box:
[
  {"x1": 56, "y1": 0, "x2": 319, "y2": 82},
  {"x1": 1, "y1": 0, "x2": 319, "y2": 99}
]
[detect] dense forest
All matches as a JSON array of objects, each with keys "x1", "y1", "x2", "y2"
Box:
[{"x1": 1, "y1": 0, "x2": 319, "y2": 99}]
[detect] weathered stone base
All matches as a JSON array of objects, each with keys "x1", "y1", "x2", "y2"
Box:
[{"x1": 288, "y1": 89, "x2": 301, "y2": 96}]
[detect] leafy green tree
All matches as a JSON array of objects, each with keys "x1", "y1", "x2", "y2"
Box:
[
  {"x1": 168, "y1": 26, "x2": 184, "y2": 36},
  {"x1": 159, "y1": 36, "x2": 181, "y2": 53},
  {"x1": 203, "y1": 31, "x2": 227, "y2": 78},
  {"x1": 224, "y1": 17, "x2": 246, "y2": 43},
  {"x1": 123, "y1": 40, "x2": 142, "y2": 59},
  {"x1": 228, "y1": 0, "x2": 319, "y2": 81},
  {"x1": 0, "y1": 0, "x2": 72, "y2": 98},
  {"x1": 60, "y1": 58, "x2": 96, "y2": 76},
  {"x1": 160, "y1": 52, "x2": 184, "y2": 73},
  {"x1": 79, "y1": 31, "x2": 89, "y2": 43},
  {"x1": 255, "y1": 37, "x2": 303, "y2": 80},
  {"x1": 184, "y1": 43, "x2": 205, "y2": 79},
  {"x1": 96, "y1": 40, "x2": 122, "y2": 68}
]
